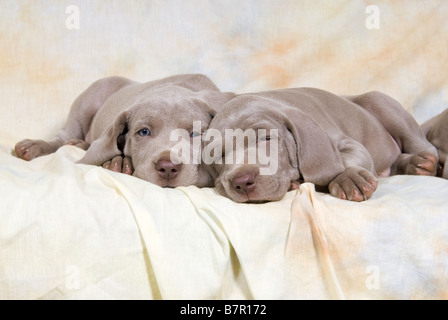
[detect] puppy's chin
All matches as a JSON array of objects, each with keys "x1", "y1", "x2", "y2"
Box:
[
  {"x1": 221, "y1": 189, "x2": 286, "y2": 203},
  {"x1": 134, "y1": 172, "x2": 180, "y2": 187},
  {"x1": 216, "y1": 177, "x2": 291, "y2": 203},
  {"x1": 133, "y1": 165, "x2": 205, "y2": 188}
]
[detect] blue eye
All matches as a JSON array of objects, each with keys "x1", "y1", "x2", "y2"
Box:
[{"x1": 138, "y1": 128, "x2": 151, "y2": 137}]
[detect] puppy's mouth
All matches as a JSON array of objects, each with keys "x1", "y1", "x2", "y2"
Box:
[
  {"x1": 134, "y1": 171, "x2": 182, "y2": 187},
  {"x1": 224, "y1": 179, "x2": 300, "y2": 203},
  {"x1": 234, "y1": 193, "x2": 282, "y2": 204},
  {"x1": 157, "y1": 178, "x2": 180, "y2": 188},
  {"x1": 160, "y1": 182, "x2": 176, "y2": 188},
  {"x1": 228, "y1": 186, "x2": 283, "y2": 203},
  {"x1": 240, "y1": 197, "x2": 270, "y2": 204}
]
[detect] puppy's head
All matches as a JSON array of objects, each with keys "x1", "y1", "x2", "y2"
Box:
[
  {"x1": 205, "y1": 94, "x2": 345, "y2": 203},
  {"x1": 80, "y1": 86, "x2": 234, "y2": 187},
  {"x1": 204, "y1": 95, "x2": 300, "y2": 203}
]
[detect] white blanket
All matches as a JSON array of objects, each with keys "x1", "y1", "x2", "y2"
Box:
[{"x1": 1, "y1": 144, "x2": 447, "y2": 300}]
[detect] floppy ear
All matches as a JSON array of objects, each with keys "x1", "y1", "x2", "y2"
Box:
[
  {"x1": 282, "y1": 107, "x2": 346, "y2": 186},
  {"x1": 197, "y1": 91, "x2": 236, "y2": 115},
  {"x1": 77, "y1": 111, "x2": 128, "y2": 165}
]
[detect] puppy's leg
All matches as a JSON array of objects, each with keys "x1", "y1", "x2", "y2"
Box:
[
  {"x1": 102, "y1": 156, "x2": 134, "y2": 175},
  {"x1": 64, "y1": 139, "x2": 90, "y2": 150},
  {"x1": 328, "y1": 139, "x2": 378, "y2": 201},
  {"x1": 346, "y1": 91, "x2": 438, "y2": 176},
  {"x1": 15, "y1": 76, "x2": 134, "y2": 161},
  {"x1": 329, "y1": 167, "x2": 378, "y2": 201}
]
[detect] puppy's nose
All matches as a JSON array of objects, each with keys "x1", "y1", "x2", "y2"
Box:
[
  {"x1": 232, "y1": 173, "x2": 257, "y2": 194},
  {"x1": 155, "y1": 159, "x2": 181, "y2": 180}
]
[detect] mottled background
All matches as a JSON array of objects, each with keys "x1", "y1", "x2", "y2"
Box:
[{"x1": 1, "y1": 0, "x2": 447, "y2": 145}]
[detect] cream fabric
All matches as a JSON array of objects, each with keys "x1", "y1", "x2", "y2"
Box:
[{"x1": 1, "y1": 145, "x2": 447, "y2": 299}]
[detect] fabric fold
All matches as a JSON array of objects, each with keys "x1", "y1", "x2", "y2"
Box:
[{"x1": 1, "y1": 145, "x2": 448, "y2": 299}]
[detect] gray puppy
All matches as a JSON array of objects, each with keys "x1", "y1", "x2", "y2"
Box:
[
  {"x1": 15, "y1": 74, "x2": 235, "y2": 187},
  {"x1": 205, "y1": 88, "x2": 438, "y2": 203}
]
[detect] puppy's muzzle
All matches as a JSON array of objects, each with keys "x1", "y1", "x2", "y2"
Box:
[
  {"x1": 155, "y1": 159, "x2": 182, "y2": 180},
  {"x1": 231, "y1": 171, "x2": 258, "y2": 195}
]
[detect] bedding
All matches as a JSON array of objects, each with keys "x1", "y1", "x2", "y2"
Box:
[{"x1": 1, "y1": 144, "x2": 447, "y2": 299}]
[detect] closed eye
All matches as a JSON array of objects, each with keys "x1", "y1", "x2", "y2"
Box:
[
  {"x1": 137, "y1": 128, "x2": 151, "y2": 137},
  {"x1": 190, "y1": 131, "x2": 202, "y2": 138}
]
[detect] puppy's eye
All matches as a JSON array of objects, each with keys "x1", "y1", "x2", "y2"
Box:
[
  {"x1": 137, "y1": 128, "x2": 151, "y2": 137},
  {"x1": 259, "y1": 136, "x2": 271, "y2": 142},
  {"x1": 190, "y1": 131, "x2": 202, "y2": 138}
]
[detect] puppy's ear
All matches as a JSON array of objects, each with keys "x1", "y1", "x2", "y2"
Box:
[
  {"x1": 198, "y1": 91, "x2": 236, "y2": 116},
  {"x1": 282, "y1": 107, "x2": 345, "y2": 186},
  {"x1": 77, "y1": 111, "x2": 128, "y2": 165}
]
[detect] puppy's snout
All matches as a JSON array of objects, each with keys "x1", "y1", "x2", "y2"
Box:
[
  {"x1": 155, "y1": 159, "x2": 182, "y2": 180},
  {"x1": 232, "y1": 172, "x2": 257, "y2": 194}
]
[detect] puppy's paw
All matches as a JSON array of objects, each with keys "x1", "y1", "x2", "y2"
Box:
[
  {"x1": 329, "y1": 167, "x2": 378, "y2": 202},
  {"x1": 14, "y1": 139, "x2": 56, "y2": 161},
  {"x1": 405, "y1": 151, "x2": 438, "y2": 176},
  {"x1": 102, "y1": 155, "x2": 134, "y2": 175},
  {"x1": 64, "y1": 139, "x2": 90, "y2": 150},
  {"x1": 288, "y1": 180, "x2": 301, "y2": 191}
]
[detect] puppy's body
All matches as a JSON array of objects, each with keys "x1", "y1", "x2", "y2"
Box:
[
  {"x1": 207, "y1": 88, "x2": 438, "y2": 202},
  {"x1": 15, "y1": 74, "x2": 235, "y2": 187},
  {"x1": 421, "y1": 108, "x2": 448, "y2": 178}
]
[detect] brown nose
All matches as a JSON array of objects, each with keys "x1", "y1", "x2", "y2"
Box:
[
  {"x1": 155, "y1": 159, "x2": 181, "y2": 180},
  {"x1": 232, "y1": 173, "x2": 257, "y2": 194}
]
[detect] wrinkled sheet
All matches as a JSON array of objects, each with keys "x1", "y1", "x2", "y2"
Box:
[{"x1": 1, "y1": 144, "x2": 447, "y2": 300}]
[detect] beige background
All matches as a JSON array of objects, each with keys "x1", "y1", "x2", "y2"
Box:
[{"x1": 1, "y1": 0, "x2": 447, "y2": 145}]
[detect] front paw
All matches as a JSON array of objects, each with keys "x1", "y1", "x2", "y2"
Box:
[
  {"x1": 15, "y1": 139, "x2": 55, "y2": 161},
  {"x1": 288, "y1": 180, "x2": 301, "y2": 191},
  {"x1": 102, "y1": 155, "x2": 134, "y2": 175},
  {"x1": 329, "y1": 167, "x2": 378, "y2": 201}
]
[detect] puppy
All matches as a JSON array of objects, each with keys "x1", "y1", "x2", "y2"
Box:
[
  {"x1": 204, "y1": 88, "x2": 438, "y2": 202},
  {"x1": 15, "y1": 74, "x2": 235, "y2": 187}
]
